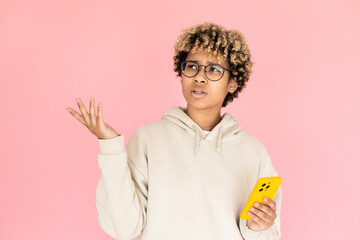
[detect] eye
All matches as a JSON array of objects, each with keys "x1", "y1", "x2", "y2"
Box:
[
  {"x1": 210, "y1": 67, "x2": 219, "y2": 72},
  {"x1": 187, "y1": 64, "x2": 197, "y2": 69},
  {"x1": 209, "y1": 65, "x2": 222, "y2": 72}
]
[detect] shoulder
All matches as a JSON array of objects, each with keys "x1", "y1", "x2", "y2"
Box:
[
  {"x1": 238, "y1": 129, "x2": 267, "y2": 153},
  {"x1": 133, "y1": 119, "x2": 170, "y2": 137}
]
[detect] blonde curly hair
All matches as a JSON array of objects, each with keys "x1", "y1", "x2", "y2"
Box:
[{"x1": 173, "y1": 22, "x2": 254, "y2": 107}]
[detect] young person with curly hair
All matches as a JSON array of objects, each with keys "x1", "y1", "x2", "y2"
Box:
[{"x1": 67, "y1": 22, "x2": 282, "y2": 240}]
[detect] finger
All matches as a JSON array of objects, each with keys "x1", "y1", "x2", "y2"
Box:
[
  {"x1": 76, "y1": 98, "x2": 90, "y2": 125},
  {"x1": 247, "y1": 210, "x2": 266, "y2": 226},
  {"x1": 252, "y1": 203, "x2": 276, "y2": 222},
  {"x1": 89, "y1": 96, "x2": 96, "y2": 124},
  {"x1": 263, "y1": 197, "x2": 277, "y2": 212},
  {"x1": 66, "y1": 107, "x2": 87, "y2": 126},
  {"x1": 250, "y1": 205, "x2": 270, "y2": 222},
  {"x1": 246, "y1": 218, "x2": 260, "y2": 229},
  {"x1": 97, "y1": 102, "x2": 103, "y2": 123}
]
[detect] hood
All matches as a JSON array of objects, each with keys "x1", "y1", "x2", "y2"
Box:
[{"x1": 161, "y1": 106, "x2": 243, "y2": 159}]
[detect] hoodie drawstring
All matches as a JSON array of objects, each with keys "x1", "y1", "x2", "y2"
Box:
[
  {"x1": 217, "y1": 125, "x2": 223, "y2": 157},
  {"x1": 193, "y1": 124, "x2": 201, "y2": 157},
  {"x1": 193, "y1": 124, "x2": 223, "y2": 158}
]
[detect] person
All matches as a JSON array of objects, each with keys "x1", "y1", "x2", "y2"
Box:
[{"x1": 66, "y1": 22, "x2": 282, "y2": 240}]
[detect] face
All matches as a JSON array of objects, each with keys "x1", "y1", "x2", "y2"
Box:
[{"x1": 180, "y1": 49, "x2": 238, "y2": 112}]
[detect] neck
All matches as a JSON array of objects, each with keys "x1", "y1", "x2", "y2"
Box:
[{"x1": 184, "y1": 105, "x2": 223, "y2": 131}]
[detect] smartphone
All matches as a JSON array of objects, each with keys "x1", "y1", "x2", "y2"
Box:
[{"x1": 240, "y1": 176, "x2": 282, "y2": 220}]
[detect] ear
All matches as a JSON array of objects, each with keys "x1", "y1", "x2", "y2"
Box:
[{"x1": 228, "y1": 79, "x2": 238, "y2": 94}]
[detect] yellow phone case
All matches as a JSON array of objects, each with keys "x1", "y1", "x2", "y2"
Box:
[{"x1": 240, "y1": 176, "x2": 282, "y2": 220}]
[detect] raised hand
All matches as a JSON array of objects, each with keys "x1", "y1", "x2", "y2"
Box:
[{"x1": 66, "y1": 96, "x2": 120, "y2": 139}]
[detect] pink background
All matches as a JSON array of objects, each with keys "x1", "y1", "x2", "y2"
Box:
[{"x1": 1, "y1": 0, "x2": 359, "y2": 239}]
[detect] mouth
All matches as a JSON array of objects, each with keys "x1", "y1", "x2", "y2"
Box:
[
  {"x1": 191, "y1": 89, "x2": 207, "y2": 94},
  {"x1": 190, "y1": 89, "x2": 207, "y2": 98}
]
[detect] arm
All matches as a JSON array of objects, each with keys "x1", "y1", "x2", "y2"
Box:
[
  {"x1": 95, "y1": 127, "x2": 148, "y2": 240},
  {"x1": 239, "y1": 146, "x2": 282, "y2": 240}
]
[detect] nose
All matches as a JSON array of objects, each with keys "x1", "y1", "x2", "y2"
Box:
[{"x1": 194, "y1": 65, "x2": 208, "y2": 84}]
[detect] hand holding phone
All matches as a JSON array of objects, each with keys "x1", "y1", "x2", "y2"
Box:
[{"x1": 240, "y1": 176, "x2": 282, "y2": 220}]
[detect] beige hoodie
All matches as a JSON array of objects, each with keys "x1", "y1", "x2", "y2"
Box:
[{"x1": 96, "y1": 106, "x2": 282, "y2": 240}]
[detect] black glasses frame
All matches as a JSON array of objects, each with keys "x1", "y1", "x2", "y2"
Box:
[{"x1": 180, "y1": 61, "x2": 230, "y2": 81}]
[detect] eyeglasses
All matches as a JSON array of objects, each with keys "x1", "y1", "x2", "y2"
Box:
[{"x1": 180, "y1": 61, "x2": 230, "y2": 81}]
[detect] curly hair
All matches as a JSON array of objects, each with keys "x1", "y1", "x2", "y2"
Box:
[{"x1": 173, "y1": 22, "x2": 254, "y2": 108}]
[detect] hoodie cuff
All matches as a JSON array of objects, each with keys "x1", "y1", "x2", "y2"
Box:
[
  {"x1": 239, "y1": 218, "x2": 262, "y2": 239},
  {"x1": 97, "y1": 134, "x2": 125, "y2": 154}
]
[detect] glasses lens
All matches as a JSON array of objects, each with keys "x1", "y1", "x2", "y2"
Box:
[
  {"x1": 205, "y1": 64, "x2": 224, "y2": 81},
  {"x1": 181, "y1": 61, "x2": 198, "y2": 77}
]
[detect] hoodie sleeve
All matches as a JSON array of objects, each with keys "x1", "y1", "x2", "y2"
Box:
[
  {"x1": 239, "y1": 145, "x2": 282, "y2": 240},
  {"x1": 95, "y1": 127, "x2": 149, "y2": 240}
]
